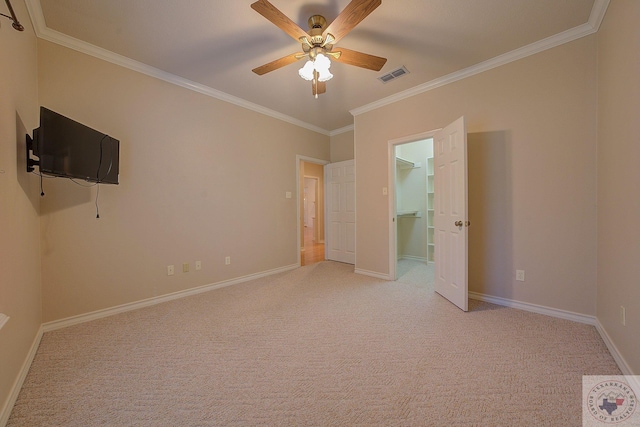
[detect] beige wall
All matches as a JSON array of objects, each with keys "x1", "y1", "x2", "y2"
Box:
[
  {"x1": 330, "y1": 130, "x2": 354, "y2": 162},
  {"x1": 596, "y1": 0, "x2": 640, "y2": 373},
  {"x1": 354, "y1": 36, "x2": 598, "y2": 315},
  {"x1": 0, "y1": 0, "x2": 41, "y2": 419},
  {"x1": 37, "y1": 40, "x2": 330, "y2": 322}
]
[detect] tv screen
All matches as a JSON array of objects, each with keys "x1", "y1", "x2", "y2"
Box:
[{"x1": 34, "y1": 107, "x2": 120, "y2": 184}]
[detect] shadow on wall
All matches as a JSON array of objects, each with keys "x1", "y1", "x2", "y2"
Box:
[
  {"x1": 16, "y1": 111, "x2": 41, "y2": 214},
  {"x1": 468, "y1": 131, "x2": 513, "y2": 300}
]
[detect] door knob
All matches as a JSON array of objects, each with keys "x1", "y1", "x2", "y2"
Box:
[{"x1": 454, "y1": 220, "x2": 463, "y2": 227}]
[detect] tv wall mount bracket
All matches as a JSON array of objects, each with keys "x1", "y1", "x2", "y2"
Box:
[{"x1": 25, "y1": 135, "x2": 39, "y2": 173}]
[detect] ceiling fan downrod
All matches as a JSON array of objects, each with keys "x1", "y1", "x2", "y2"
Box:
[{"x1": 1, "y1": 0, "x2": 24, "y2": 31}]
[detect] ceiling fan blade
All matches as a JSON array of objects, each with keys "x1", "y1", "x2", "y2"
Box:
[
  {"x1": 332, "y1": 47, "x2": 387, "y2": 71},
  {"x1": 323, "y1": 0, "x2": 381, "y2": 45},
  {"x1": 251, "y1": 0, "x2": 309, "y2": 43},
  {"x1": 312, "y1": 80, "x2": 326, "y2": 96},
  {"x1": 252, "y1": 52, "x2": 304, "y2": 75}
]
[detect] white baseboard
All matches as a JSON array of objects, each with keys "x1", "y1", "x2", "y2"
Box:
[
  {"x1": 43, "y1": 264, "x2": 298, "y2": 333},
  {"x1": 594, "y1": 321, "x2": 638, "y2": 380},
  {"x1": 468, "y1": 291, "x2": 596, "y2": 325},
  {"x1": 354, "y1": 268, "x2": 391, "y2": 280},
  {"x1": 469, "y1": 291, "x2": 636, "y2": 381},
  {"x1": 0, "y1": 326, "x2": 43, "y2": 427}
]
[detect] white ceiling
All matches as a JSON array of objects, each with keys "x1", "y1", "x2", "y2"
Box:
[{"x1": 27, "y1": 0, "x2": 603, "y2": 134}]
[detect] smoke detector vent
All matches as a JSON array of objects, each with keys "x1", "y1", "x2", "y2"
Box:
[{"x1": 378, "y1": 66, "x2": 410, "y2": 83}]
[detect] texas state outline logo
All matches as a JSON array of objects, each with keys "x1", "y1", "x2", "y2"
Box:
[{"x1": 583, "y1": 376, "x2": 638, "y2": 426}]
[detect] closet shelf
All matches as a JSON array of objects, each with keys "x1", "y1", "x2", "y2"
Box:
[
  {"x1": 397, "y1": 210, "x2": 421, "y2": 218},
  {"x1": 396, "y1": 157, "x2": 421, "y2": 169}
]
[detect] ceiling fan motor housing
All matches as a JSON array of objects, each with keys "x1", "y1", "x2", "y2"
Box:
[{"x1": 308, "y1": 15, "x2": 327, "y2": 46}]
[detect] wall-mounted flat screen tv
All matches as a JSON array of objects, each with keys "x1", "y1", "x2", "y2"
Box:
[{"x1": 32, "y1": 107, "x2": 120, "y2": 184}]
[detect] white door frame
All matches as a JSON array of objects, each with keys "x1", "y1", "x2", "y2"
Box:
[
  {"x1": 296, "y1": 155, "x2": 329, "y2": 266},
  {"x1": 387, "y1": 130, "x2": 440, "y2": 280}
]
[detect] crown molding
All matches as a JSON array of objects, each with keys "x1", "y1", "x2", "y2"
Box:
[
  {"x1": 589, "y1": 0, "x2": 610, "y2": 30},
  {"x1": 329, "y1": 124, "x2": 354, "y2": 136},
  {"x1": 351, "y1": 0, "x2": 610, "y2": 118},
  {"x1": 25, "y1": 0, "x2": 608, "y2": 135},
  {"x1": 24, "y1": 0, "x2": 331, "y2": 136}
]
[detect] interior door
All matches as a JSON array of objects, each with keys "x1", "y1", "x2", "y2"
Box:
[
  {"x1": 434, "y1": 116, "x2": 468, "y2": 311},
  {"x1": 325, "y1": 160, "x2": 356, "y2": 264}
]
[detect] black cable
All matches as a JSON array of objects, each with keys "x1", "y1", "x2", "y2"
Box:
[
  {"x1": 94, "y1": 134, "x2": 113, "y2": 219},
  {"x1": 95, "y1": 183, "x2": 100, "y2": 219}
]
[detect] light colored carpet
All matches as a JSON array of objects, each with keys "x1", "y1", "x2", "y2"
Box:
[{"x1": 8, "y1": 260, "x2": 620, "y2": 426}]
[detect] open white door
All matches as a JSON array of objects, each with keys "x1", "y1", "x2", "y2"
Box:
[
  {"x1": 325, "y1": 160, "x2": 356, "y2": 264},
  {"x1": 434, "y1": 116, "x2": 468, "y2": 311}
]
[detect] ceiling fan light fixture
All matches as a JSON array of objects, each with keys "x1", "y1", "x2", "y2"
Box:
[
  {"x1": 317, "y1": 67, "x2": 333, "y2": 82},
  {"x1": 299, "y1": 60, "x2": 315, "y2": 80},
  {"x1": 314, "y1": 53, "x2": 331, "y2": 71},
  {"x1": 299, "y1": 53, "x2": 333, "y2": 82}
]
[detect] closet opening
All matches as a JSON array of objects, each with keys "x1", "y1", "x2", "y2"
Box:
[{"x1": 391, "y1": 137, "x2": 435, "y2": 282}]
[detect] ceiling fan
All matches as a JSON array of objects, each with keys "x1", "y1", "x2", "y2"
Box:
[{"x1": 251, "y1": 0, "x2": 387, "y2": 97}]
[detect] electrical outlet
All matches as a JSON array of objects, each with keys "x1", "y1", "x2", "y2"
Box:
[
  {"x1": 167, "y1": 265, "x2": 174, "y2": 276},
  {"x1": 516, "y1": 270, "x2": 525, "y2": 282},
  {"x1": 621, "y1": 306, "x2": 626, "y2": 326},
  {"x1": 225, "y1": 256, "x2": 231, "y2": 265},
  {"x1": 195, "y1": 260, "x2": 201, "y2": 271},
  {"x1": 183, "y1": 263, "x2": 189, "y2": 273}
]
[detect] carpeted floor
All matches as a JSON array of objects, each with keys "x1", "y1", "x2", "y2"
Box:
[{"x1": 8, "y1": 260, "x2": 621, "y2": 426}]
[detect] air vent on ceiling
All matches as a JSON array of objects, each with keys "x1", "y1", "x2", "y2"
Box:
[{"x1": 378, "y1": 66, "x2": 410, "y2": 84}]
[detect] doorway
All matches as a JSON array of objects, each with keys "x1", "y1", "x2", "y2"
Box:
[
  {"x1": 387, "y1": 131, "x2": 438, "y2": 281},
  {"x1": 298, "y1": 158, "x2": 327, "y2": 266},
  {"x1": 392, "y1": 138, "x2": 434, "y2": 282},
  {"x1": 302, "y1": 176, "x2": 324, "y2": 265},
  {"x1": 388, "y1": 117, "x2": 469, "y2": 311}
]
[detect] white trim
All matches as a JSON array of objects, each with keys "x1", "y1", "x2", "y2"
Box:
[
  {"x1": 23, "y1": 0, "x2": 330, "y2": 137},
  {"x1": 354, "y1": 268, "x2": 391, "y2": 281},
  {"x1": 589, "y1": 0, "x2": 611, "y2": 31},
  {"x1": 329, "y1": 125, "x2": 354, "y2": 137},
  {"x1": 42, "y1": 264, "x2": 297, "y2": 333},
  {"x1": 468, "y1": 291, "x2": 596, "y2": 325},
  {"x1": 350, "y1": 0, "x2": 610, "y2": 118},
  {"x1": 24, "y1": 0, "x2": 608, "y2": 136},
  {"x1": 0, "y1": 326, "x2": 43, "y2": 427},
  {"x1": 0, "y1": 313, "x2": 9, "y2": 330},
  {"x1": 594, "y1": 320, "x2": 637, "y2": 379},
  {"x1": 469, "y1": 291, "x2": 637, "y2": 382}
]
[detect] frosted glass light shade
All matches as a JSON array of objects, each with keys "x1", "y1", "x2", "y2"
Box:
[
  {"x1": 299, "y1": 53, "x2": 333, "y2": 82},
  {"x1": 317, "y1": 67, "x2": 333, "y2": 82},
  {"x1": 298, "y1": 60, "x2": 315, "y2": 80}
]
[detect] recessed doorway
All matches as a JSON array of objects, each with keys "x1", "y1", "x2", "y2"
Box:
[
  {"x1": 298, "y1": 158, "x2": 327, "y2": 266},
  {"x1": 387, "y1": 130, "x2": 438, "y2": 281}
]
